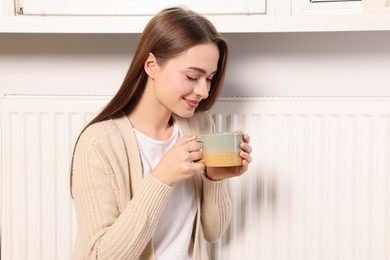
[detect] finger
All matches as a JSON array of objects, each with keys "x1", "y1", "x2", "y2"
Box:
[
  {"x1": 240, "y1": 142, "x2": 252, "y2": 154},
  {"x1": 192, "y1": 161, "x2": 206, "y2": 172},
  {"x1": 189, "y1": 151, "x2": 204, "y2": 162},
  {"x1": 240, "y1": 160, "x2": 249, "y2": 173},
  {"x1": 243, "y1": 134, "x2": 250, "y2": 143},
  {"x1": 187, "y1": 140, "x2": 203, "y2": 152},
  {"x1": 240, "y1": 151, "x2": 252, "y2": 163}
]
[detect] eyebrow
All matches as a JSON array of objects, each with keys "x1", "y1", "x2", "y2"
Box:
[{"x1": 187, "y1": 66, "x2": 217, "y2": 75}]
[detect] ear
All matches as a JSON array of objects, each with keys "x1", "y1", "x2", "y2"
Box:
[{"x1": 144, "y1": 53, "x2": 158, "y2": 79}]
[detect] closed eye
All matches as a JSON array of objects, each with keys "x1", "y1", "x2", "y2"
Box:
[{"x1": 187, "y1": 76, "x2": 198, "y2": 81}]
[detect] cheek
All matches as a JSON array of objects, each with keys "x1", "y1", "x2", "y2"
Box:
[
  {"x1": 155, "y1": 69, "x2": 192, "y2": 94},
  {"x1": 169, "y1": 74, "x2": 191, "y2": 93},
  {"x1": 155, "y1": 74, "x2": 183, "y2": 100}
]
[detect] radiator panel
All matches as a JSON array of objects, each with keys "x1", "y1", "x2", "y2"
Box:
[
  {"x1": 209, "y1": 98, "x2": 390, "y2": 260},
  {"x1": 2, "y1": 96, "x2": 107, "y2": 260},
  {"x1": 2, "y1": 96, "x2": 390, "y2": 260}
]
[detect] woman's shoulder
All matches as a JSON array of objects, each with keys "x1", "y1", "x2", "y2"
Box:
[{"x1": 77, "y1": 118, "x2": 119, "y2": 147}]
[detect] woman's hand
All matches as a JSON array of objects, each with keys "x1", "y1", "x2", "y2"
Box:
[
  {"x1": 151, "y1": 136, "x2": 204, "y2": 186},
  {"x1": 205, "y1": 133, "x2": 252, "y2": 181}
]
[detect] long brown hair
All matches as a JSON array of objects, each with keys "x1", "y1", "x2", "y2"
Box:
[
  {"x1": 70, "y1": 6, "x2": 228, "y2": 195},
  {"x1": 89, "y1": 6, "x2": 228, "y2": 126}
]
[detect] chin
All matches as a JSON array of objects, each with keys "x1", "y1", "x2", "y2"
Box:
[{"x1": 174, "y1": 110, "x2": 195, "y2": 118}]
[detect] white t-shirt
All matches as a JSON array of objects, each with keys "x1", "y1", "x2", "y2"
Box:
[{"x1": 134, "y1": 124, "x2": 197, "y2": 260}]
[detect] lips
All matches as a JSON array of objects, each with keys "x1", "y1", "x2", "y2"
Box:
[{"x1": 183, "y1": 98, "x2": 200, "y2": 109}]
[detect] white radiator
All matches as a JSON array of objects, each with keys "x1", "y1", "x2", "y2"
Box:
[
  {"x1": 1, "y1": 96, "x2": 107, "y2": 260},
  {"x1": 1, "y1": 96, "x2": 390, "y2": 260}
]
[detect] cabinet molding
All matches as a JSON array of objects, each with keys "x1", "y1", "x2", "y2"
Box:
[
  {"x1": 1, "y1": 14, "x2": 390, "y2": 33},
  {"x1": 20, "y1": 0, "x2": 266, "y2": 15},
  {"x1": 1, "y1": 0, "x2": 390, "y2": 32}
]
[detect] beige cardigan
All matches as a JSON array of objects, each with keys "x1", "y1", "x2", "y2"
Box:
[{"x1": 71, "y1": 111, "x2": 232, "y2": 260}]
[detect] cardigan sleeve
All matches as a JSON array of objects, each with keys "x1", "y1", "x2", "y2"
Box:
[
  {"x1": 72, "y1": 128, "x2": 173, "y2": 260},
  {"x1": 199, "y1": 173, "x2": 232, "y2": 243}
]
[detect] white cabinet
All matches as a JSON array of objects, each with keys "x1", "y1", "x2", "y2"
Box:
[
  {"x1": 19, "y1": 0, "x2": 265, "y2": 16},
  {"x1": 291, "y1": 0, "x2": 362, "y2": 15},
  {"x1": 1, "y1": 0, "x2": 390, "y2": 33}
]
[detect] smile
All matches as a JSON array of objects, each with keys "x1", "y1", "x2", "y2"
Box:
[{"x1": 183, "y1": 98, "x2": 200, "y2": 108}]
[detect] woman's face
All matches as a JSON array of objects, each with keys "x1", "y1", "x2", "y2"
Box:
[{"x1": 151, "y1": 43, "x2": 219, "y2": 118}]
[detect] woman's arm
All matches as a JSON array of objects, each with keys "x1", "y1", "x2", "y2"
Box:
[
  {"x1": 72, "y1": 137, "x2": 172, "y2": 260},
  {"x1": 199, "y1": 174, "x2": 232, "y2": 242}
]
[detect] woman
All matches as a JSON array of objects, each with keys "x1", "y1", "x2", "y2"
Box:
[{"x1": 71, "y1": 6, "x2": 252, "y2": 260}]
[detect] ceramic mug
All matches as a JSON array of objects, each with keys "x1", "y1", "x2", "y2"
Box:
[{"x1": 197, "y1": 132, "x2": 243, "y2": 167}]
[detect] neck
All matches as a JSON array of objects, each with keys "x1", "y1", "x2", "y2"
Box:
[{"x1": 126, "y1": 83, "x2": 173, "y2": 140}]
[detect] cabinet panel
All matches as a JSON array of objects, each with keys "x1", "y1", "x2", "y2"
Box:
[
  {"x1": 21, "y1": 0, "x2": 266, "y2": 15},
  {"x1": 0, "y1": 94, "x2": 3, "y2": 253},
  {"x1": 292, "y1": 0, "x2": 363, "y2": 15},
  {"x1": 3, "y1": 0, "x2": 390, "y2": 32}
]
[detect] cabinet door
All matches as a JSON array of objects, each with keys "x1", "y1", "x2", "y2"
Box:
[
  {"x1": 20, "y1": 0, "x2": 266, "y2": 16},
  {"x1": 292, "y1": 0, "x2": 363, "y2": 15}
]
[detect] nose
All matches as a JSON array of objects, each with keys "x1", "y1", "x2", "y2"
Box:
[{"x1": 194, "y1": 79, "x2": 210, "y2": 99}]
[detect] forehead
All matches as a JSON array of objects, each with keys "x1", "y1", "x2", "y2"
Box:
[{"x1": 166, "y1": 43, "x2": 219, "y2": 74}]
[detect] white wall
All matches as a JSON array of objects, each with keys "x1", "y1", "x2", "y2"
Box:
[
  {"x1": 1, "y1": 31, "x2": 390, "y2": 260},
  {"x1": 1, "y1": 31, "x2": 390, "y2": 96}
]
